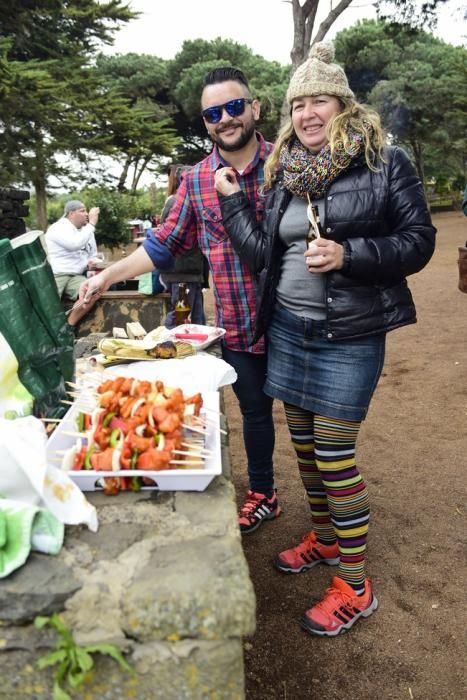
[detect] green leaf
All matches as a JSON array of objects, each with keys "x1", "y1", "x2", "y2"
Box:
[
  {"x1": 34, "y1": 615, "x2": 51, "y2": 629},
  {"x1": 37, "y1": 649, "x2": 67, "y2": 669},
  {"x1": 85, "y1": 644, "x2": 134, "y2": 674},
  {"x1": 67, "y1": 669, "x2": 87, "y2": 689},
  {"x1": 52, "y1": 680, "x2": 71, "y2": 700},
  {"x1": 75, "y1": 648, "x2": 94, "y2": 673}
]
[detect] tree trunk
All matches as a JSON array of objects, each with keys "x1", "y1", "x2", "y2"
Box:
[
  {"x1": 411, "y1": 140, "x2": 425, "y2": 187},
  {"x1": 117, "y1": 155, "x2": 132, "y2": 192},
  {"x1": 290, "y1": 0, "x2": 355, "y2": 70},
  {"x1": 32, "y1": 164, "x2": 48, "y2": 232},
  {"x1": 283, "y1": 0, "x2": 356, "y2": 121},
  {"x1": 131, "y1": 156, "x2": 151, "y2": 193},
  {"x1": 34, "y1": 179, "x2": 48, "y2": 232}
]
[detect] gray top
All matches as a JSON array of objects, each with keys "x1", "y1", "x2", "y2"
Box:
[{"x1": 276, "y1": 195, "x2": 326, "y2": 319}]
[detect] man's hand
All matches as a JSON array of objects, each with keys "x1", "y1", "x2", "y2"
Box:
[
  {"x1": 215, "y1": 168, "x2": 241, "y2": 196},
  {"x1": 304, "y1": 238, "x2": 344, "y2": 273},
  {"x1": 88, "y1": 207, "x2": 100, "y2": 226},
  {"x1": 79, "y1": 269, "x2": 110, "y2": 303}
]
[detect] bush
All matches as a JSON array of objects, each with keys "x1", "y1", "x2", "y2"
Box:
[
  {"x1": 26, "y1": 186, "x2": 168, "y2": 249},
  {"x1": 83, "y1": 188, "x2": 130, "y2": 249}
]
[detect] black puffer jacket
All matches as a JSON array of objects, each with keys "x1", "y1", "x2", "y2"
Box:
[{"x1": 219, "y1": 145, "x2": 436, "y2": 343}]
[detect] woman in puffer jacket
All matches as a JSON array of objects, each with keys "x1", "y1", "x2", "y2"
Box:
[{"x1": 215, "y1": 42, "x2": 435, "y2": 638}]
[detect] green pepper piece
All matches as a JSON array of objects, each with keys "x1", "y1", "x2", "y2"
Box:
[
  {"x1": 84, "y1": 446, "x2": 95, "y2": 470},
  {"x1": 130, "y1": 476, "x2": 142, "y2": 491},
  {"x1": 103, "y1": 411, "x2": 116, "y2": 428},
  {"x1": 109, "y1": 428, "x2": 121, "y2": 448},
  {"x1": 77, "y1": 411, "x2": 85, "y2": 433},
  {"x1": 130, "y1": 448, "x2": 138, "y2": 469}
]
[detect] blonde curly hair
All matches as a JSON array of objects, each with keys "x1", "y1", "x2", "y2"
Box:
[{"x1": 263, "y1": 98, "x2": 387, "y2": 190}]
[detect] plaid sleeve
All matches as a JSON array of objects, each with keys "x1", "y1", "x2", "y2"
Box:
[{"x1": 155, "y1": 177, "x2": 198, "y2": 255}]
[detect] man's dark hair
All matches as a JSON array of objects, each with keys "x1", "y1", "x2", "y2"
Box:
[{"x1": 202, "y1": 66, "x2": 250, "y2": 90}]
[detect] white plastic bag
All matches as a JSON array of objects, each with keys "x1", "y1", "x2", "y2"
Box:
[
  {"x1": 105, "y1": 352, "x2": 237, "y2": 395},
  {"x1": 0, "y1": 416, "x2": 98, "y2": 531}
]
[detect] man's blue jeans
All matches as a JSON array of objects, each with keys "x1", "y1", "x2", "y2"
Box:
[{"x1": 221, "y1": 346, "x2": 275, "y2": 495}]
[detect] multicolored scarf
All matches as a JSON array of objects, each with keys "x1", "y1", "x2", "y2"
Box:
[{"x1": 279, "y1": 131, "x2": 366, "y2": 199}]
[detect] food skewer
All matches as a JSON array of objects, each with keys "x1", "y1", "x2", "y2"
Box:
[
  {"x1": 181, "y1": 422, "x2": 206, "y2": 436},
  {"x1": 191, "y1": 415, "x2": 227, "y2": 436},
  {"x1": 199, "y1": 405, "x2": 222, "y2": 416},
  {"x1": 53, "y1": 374, "x2": 218, "y2": 492}
]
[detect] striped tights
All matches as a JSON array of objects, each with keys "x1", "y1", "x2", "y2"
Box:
[{"x1": 283, "y1": 403, "x2": 369, "y2": 594}]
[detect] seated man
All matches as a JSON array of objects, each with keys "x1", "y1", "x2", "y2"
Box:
[{"x1": 46, "y1": 200, "x2": 100, "y2": 325}]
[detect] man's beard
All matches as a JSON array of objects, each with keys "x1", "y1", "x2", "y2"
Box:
[{"x1": 210, "y1": 118, "x2": 256, "y2": 152}]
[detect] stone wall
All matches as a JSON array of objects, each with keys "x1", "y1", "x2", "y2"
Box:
[
  {"x1": 0, "y1": 187, "x2": 30, "y2": 240},
  {"x1": 74, "y1": 290, "x2": 172, "y2": 338},
  {"x1": 0, "y1": 422, "x2": 255, "y2": 699}
]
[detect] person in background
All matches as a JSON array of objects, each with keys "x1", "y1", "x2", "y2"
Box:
[
  {"x1": 215, "y1": 43, "x2": 436, "y2": 636},
  {"x1": 46, "y1": 200, "x2": 101, "y2": 325},
  {"x1": 79, "y1": 67, "x2": 279, "y2": 534},
  {"x1": 160, "y1": 164, "x2": 207, "y2": 328},
  {"x1": 142, "y1": 216, "x2": 153, "y2": 233}
]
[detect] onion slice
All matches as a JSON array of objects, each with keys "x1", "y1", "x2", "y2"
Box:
[
  {"x1": 112, "y1": 448, "x2": 122, "y2": 471},
  {"x1": 61, "y1": 445, "x2": 77, "y2": 471},
  {"x1": 130, "y1": 397, "x2": 146, "y2": 417}
]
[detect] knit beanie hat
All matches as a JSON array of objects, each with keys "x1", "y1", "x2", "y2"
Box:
[
  {"x1": 64, "y1": 200, "x2": 86, "y2": 216},
  {"x1": 286, "y1": 41, "x2": 354, "y2": 105}
]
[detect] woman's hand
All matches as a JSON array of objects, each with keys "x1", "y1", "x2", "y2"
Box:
[
  {"x1": 304, "y1": 238, "x2": 344, "y2": 272},
  {"x1": 215, "y1": 167, "x2": 241, "y2": 196}
]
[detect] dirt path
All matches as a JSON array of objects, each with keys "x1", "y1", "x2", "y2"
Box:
[{"x1": 218, "y1": 211, "x2": 467, "y2": 700}]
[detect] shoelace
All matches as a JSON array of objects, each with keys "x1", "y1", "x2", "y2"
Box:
[
  {"x1": 239, "y1": 497, "x2": 261, "y2": 515},
  {"x1": 289, "y1": 532, "x2": 317, "y2": 554},
  {"x1": 315, "y1": 585, "x2": 352, "y2": 615}
]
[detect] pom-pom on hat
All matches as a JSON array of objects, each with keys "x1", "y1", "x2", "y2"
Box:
[
  {"x1": 286, "y1": 41, "x2": 354, "y2": 105},
  {"x1": 63, "y1": 200, "x2": 86, "y2": 216}
]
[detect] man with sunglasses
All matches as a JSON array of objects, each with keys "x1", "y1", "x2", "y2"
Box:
[{"x1": 79, "y1": 67, "x2": 280, "y2": 534}]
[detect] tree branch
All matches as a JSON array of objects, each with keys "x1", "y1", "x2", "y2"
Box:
[{"x1": 313, "y1": 0, "x2": 355, "y2": 44}]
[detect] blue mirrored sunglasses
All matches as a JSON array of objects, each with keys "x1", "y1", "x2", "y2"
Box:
[{"x1": 201, "y1": 98, "x2": 253, "y2": 124}]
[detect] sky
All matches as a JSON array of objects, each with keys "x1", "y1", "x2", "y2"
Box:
[{"x1": 105, "y1": 0, "x2": 466, "y2": 65}]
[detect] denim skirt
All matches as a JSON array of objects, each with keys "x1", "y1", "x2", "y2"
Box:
[{"x1": 264, "y1": 304, "x2": 386, "y2": 422}]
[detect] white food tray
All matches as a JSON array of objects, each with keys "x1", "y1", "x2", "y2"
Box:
[
  {"x1": 167, "y1": 324, "x2": 226, "y2": 351},
  {"x1": 46, "y1": 391, "x2": 221, "y2": 492}
]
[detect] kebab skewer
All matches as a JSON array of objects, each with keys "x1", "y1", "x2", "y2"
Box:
[{"x1": 59, "y1": 376, "x2": 208, "y2": 494}]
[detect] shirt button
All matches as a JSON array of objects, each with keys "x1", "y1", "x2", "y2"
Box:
[
  {"x1": 326, "y1": 227, "x2": 332, "y2": 233},
  {"x1": 327, "y1": 332, "x2": 333, "y2": 339},
  {"x1": 327, "y1": 297, "x2": 333, "y2": 303}
]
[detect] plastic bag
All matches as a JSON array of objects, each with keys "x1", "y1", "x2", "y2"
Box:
[
  {"x1": 0, "y1": 237, "x2": 73, "y2": 418},
  {"x1": 0, "y1": 416, "x2": 98, "y2": 531},
  {"x1": 0, "y1": 333, "x2": 33, "y2": 419}
]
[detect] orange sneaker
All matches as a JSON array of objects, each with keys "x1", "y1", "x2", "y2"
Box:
[
  {"x1": 273, "y1": 531, "x2": 339, "y2": 573},
  {"x1": 238, "y1": 490, "x2": 281, "y2": 534},
  {"x1": 300, "y1": 576, "x2": 378, "y2": 637}
]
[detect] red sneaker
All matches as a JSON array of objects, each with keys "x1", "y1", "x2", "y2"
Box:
[
  {"x1": 238, "y1": 490, "x2": 281, "y2": 534},
  {"x1": 300, "y1": 576, "x2": 378, "y2": 637},
  {"x1": 274, "y1": 531, "x2": 339, "y2": 573}
]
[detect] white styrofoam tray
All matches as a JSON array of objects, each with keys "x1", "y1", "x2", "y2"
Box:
[
  {"x1": 46, "y1": 391, "x2": 221, "y2": 492},
  {"x1": 167, "y1": 324, "x2": 226, "y2": 351}
]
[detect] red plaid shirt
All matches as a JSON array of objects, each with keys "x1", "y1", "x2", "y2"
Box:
[{"x1": 144, "y1": 133, "x2": 273, "y2": 352}]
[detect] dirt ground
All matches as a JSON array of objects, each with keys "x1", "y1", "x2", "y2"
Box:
[{"x1": 212, "y1": 211, "x2": 466, "y2": 700}]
